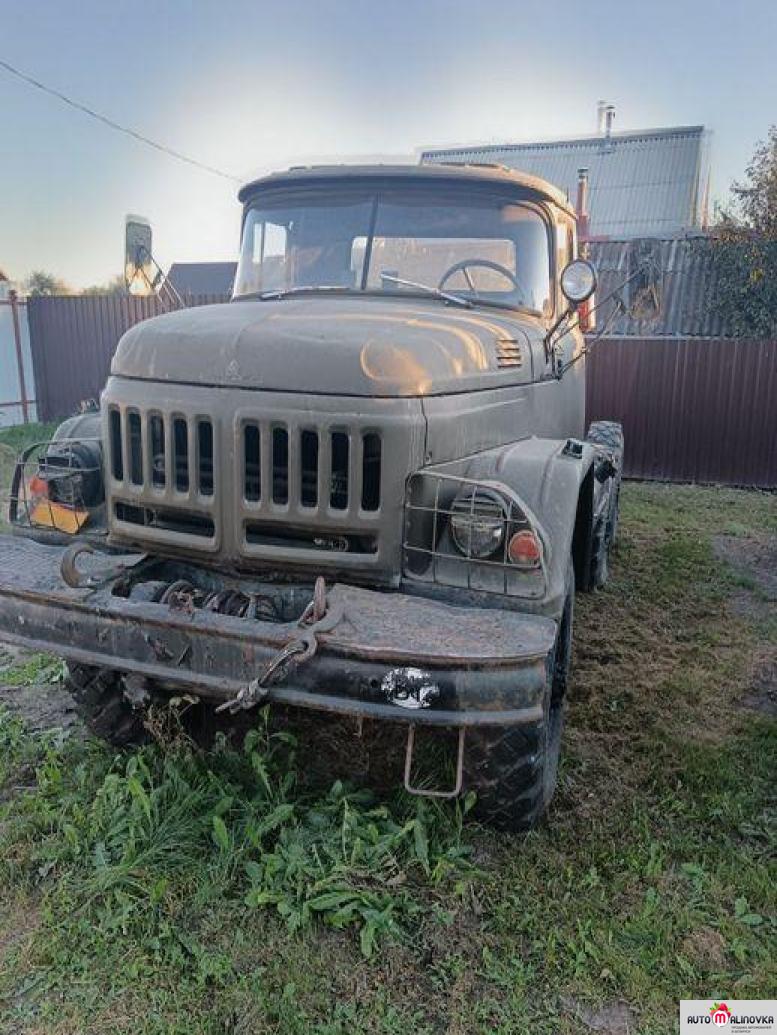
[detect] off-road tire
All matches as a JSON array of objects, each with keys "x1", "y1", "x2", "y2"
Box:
[
  {"x1": 586, "y1": 419, "x2": 624, "y2": 455},
  {"x1": 463, "y1": 562, "x2": 574, "y2": 831},
  {"x1": 66, "y1": 663, "x2": 148, "y2": 747},
  {"x1": 586, "y1": 421, "x2": 624, "y2": 587}
]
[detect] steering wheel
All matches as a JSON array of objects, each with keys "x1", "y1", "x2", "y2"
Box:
[{"x1": 438, "y1": 258, "x2": 523, "y2": 299}]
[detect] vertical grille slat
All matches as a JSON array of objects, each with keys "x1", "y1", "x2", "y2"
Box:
[
  {"x1": 348, "y1": 431, "x2": 361, "y2": 515},
  {"x1": 300, "y1": 429, "x2": 319, "y2": 507},
  {"x1": 197, "y1": 420, "x2": 214, "y2": 497},
  {"x1": 317, "y1": 429, "x2": 329, "y2": 511},
  {"x1": 163, "y1": 415, "x2": 173, "y2": 492},
  {"x1": 128, "y1": 411, "x2": 143, "y2": 486},
  {"x1": 186, "y1": 419, "x2": 197, "y2": 499},
  {"x1": 121, "y1": 412, "x2": 132, "y2": 489},
  {"x1": 149, "y1": 415, "x2": 165, "y2": 488},
  {"x1": 361, "y1": 432, "x2": 381, "y2": 512},
  {"x1": 272, "y1": 426, "x2": 289, "y2": 504},
  {"x1": 287, "y1": 426, "x2": 302, "y2": 507},
  {"x1": 260, "y1": 422, "x2": 272, "y2": 505},
  {"x1": 173, "y1": 417, "x2": 189, "y2": 493},
  {"x1": 244, "y1": 424, "x2": 261, "y2": 502},
  {"x1": 330, "y1": 431, "x2": 349, "y2": 510},
  {"x1": 109, "y1": 408, "x2": 123, "y2": 481}
]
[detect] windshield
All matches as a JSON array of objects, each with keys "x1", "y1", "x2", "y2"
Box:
[{"x1": 233, "y1": 185, "x2": 552, "y2": 314}]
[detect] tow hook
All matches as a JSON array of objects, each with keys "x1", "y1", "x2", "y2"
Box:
[{"x1": 60, "y1": 542, "x2": 149, "y2": 589}]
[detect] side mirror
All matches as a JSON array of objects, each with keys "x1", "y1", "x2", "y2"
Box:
[
  {"x1": 124, "y1": 215, "x2": 156, "y2": 295},
  {"x1": 560, "y1": 259, "x2": 597, "y2": 305}
]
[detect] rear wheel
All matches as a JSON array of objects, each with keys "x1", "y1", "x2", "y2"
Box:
[
  {"x1": 66, "y1": 664, "x2": 149, "y2": 746},
  {"x1": 586, "y1": 421, "x2": 624, "y2": 587},
  {"x1": 464, "y1": 562, "x2": 574, "y2": 831}
]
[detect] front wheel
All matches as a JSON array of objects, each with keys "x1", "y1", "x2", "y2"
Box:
[
  {"x1": 463, "y1": 562, "x2": 574, "y2": 831},
  {"x1": 66, "y1": 664, "x2": 149, "y2": 746}
]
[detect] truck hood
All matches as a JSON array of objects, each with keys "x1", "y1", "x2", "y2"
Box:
[{"x1": 111, "y1": 296, "x2": 540, "y2": 396}]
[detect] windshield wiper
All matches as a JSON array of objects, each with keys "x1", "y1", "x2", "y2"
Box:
[
  {"x1": 379, "y1": 275, "x2": 472, "y2": 309},
  {"x1": 256, "y1": 285, "x2": 352, "y2": 301}
]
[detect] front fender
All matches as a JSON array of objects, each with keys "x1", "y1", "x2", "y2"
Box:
[{"x1": 438, "y1": 436, "x2": 597, "y2": 612}]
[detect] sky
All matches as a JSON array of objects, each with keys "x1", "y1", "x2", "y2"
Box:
[{"x1": 1, "y1": 0, "x2": 775, "y2": 289}]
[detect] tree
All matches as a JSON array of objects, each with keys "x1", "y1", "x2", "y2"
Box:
[
  {"x1": 709, "y1": 126, "x2": 777, "y2": 337},
  {"x1": 81, "y1": 274, "x2": 127, "y2": 296},
  {"x1": 722, "y1": 125, "x2": 777, "y2": 236},
  {"x1": 26, "y1": 270, "x2": 71, "y2": 297}
]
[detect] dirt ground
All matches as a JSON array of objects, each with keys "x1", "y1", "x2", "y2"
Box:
[
  {"x1": 713, "y1": 532, "x2": 777, "y2": 717},
  {"x1": 0, "y1": 645, "x2": 80, "y2": 736}
]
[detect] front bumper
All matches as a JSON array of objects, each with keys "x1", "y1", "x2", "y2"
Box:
[{"x1": 0, "y1": 536, "x2": 556, "y2": 727}]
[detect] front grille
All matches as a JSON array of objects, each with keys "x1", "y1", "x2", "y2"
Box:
[
  {"x1": 239, "y1": 422, "x2": 382, "y2": 515},
  {"x1": 102, "y1": 381, "x2": 414, "y2": 574},
  {"x1": 108, "y1": 408, "x2": 215, "y2": 499},
  {"x1": 107, "y1": 406, "x2": 218, "y2": 547},
  {"x1": 105, "y1": 395, "x2": 389, "y2": 563}
]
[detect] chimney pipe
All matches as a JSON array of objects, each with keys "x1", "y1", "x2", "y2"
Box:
[
  {"x1": 597, "y1": 101, "x2": 608, "y2": 134},
  {"x1": 576, "y1": 167, "x2": 590, "y2": 246},
  {"x1": 605, "y1": 104, "x2": 616, "y2": 138}
]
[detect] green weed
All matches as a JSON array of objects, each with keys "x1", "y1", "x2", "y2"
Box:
[
  {"x1": 0, "y1": 652, "x2": 66, "y2": 687},
  {"x1": 0, "y1": 710, "x2": 473, "y2": 968}
]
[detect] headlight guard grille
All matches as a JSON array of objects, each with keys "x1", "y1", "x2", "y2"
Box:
[{"x1": 402, "y1": 470, "x2": 547, "y2": 599}]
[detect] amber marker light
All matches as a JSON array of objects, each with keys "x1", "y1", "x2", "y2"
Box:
[{"x1": 508, "y1": 529, "x2": 542, "y2": 568}]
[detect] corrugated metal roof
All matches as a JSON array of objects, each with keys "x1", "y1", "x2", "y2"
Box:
[
  {"x1": 589, "y1": 237, "x2": 727, "y2": 337},
  {"x1": 167, "y1": 262, "x2": 237, "y2": 296},
  {"x1": 421, "y1": 126, "x2": 710, "y2": 239}
]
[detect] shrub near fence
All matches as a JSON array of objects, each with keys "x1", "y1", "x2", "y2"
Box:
[{"x1": 25, "y1": 294, "x2": 777, "y2": 488}]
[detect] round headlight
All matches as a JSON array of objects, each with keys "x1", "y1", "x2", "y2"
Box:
[
  {"x1": 450, "y1": 490, "x2": 506, "y2": 559},
  {"x1": 560, "y1": 259, "x2": 597, "y2": 304}
]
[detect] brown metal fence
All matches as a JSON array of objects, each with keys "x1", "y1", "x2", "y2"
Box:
[
  {"x1": 27, "y1": 293, "x2": 228, "y2": 422},
  {"x1": 25, "y1": 296, "x2": 777, "y2": 488},
  {"x1": 586, "y1": 336, "x2": 777, "y2": 488}
]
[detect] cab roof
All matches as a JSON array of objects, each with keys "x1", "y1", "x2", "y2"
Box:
[{"x1": 237, "y1": 162, "x2": 576, "y2": 216}]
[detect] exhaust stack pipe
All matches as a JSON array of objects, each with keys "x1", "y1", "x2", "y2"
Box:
[
  {"x1": 604, "y1": 104, "x2": 616, "y2": 138},
  {"x1": 576, "y1": 167, "x2": 590, "y2": 245},
  {"x1": 597, "y1": 101, "x2": 616, "y2": 138}
]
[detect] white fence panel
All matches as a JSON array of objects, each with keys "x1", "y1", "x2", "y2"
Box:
[{"x1": 0, "y1": 293, "x2": 37, "y2": 428}]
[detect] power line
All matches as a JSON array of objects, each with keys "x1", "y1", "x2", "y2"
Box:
[{"x1": 0, "y1": 56, "x2": 241, "y2": 183}]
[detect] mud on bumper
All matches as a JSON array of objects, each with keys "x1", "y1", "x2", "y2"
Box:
[{"x1": 0, "y1": 537, "x2": 557, "y2": 727}]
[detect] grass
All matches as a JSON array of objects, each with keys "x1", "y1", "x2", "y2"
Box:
[
  {"x1": 0, "y1": 482, "x2": 775, "y2": 1034},
  {"x1": 0, "y1": 652, "x2": 66, "y2": 687}
]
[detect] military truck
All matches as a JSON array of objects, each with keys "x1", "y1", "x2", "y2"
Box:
[{"x1": 1, "y1": 164, "x2": 623, "y2": 830}]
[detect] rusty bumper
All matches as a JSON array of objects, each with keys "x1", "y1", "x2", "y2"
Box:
[{"x1": 0, "y1": 536, "x2": 557, "y2": 727}]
